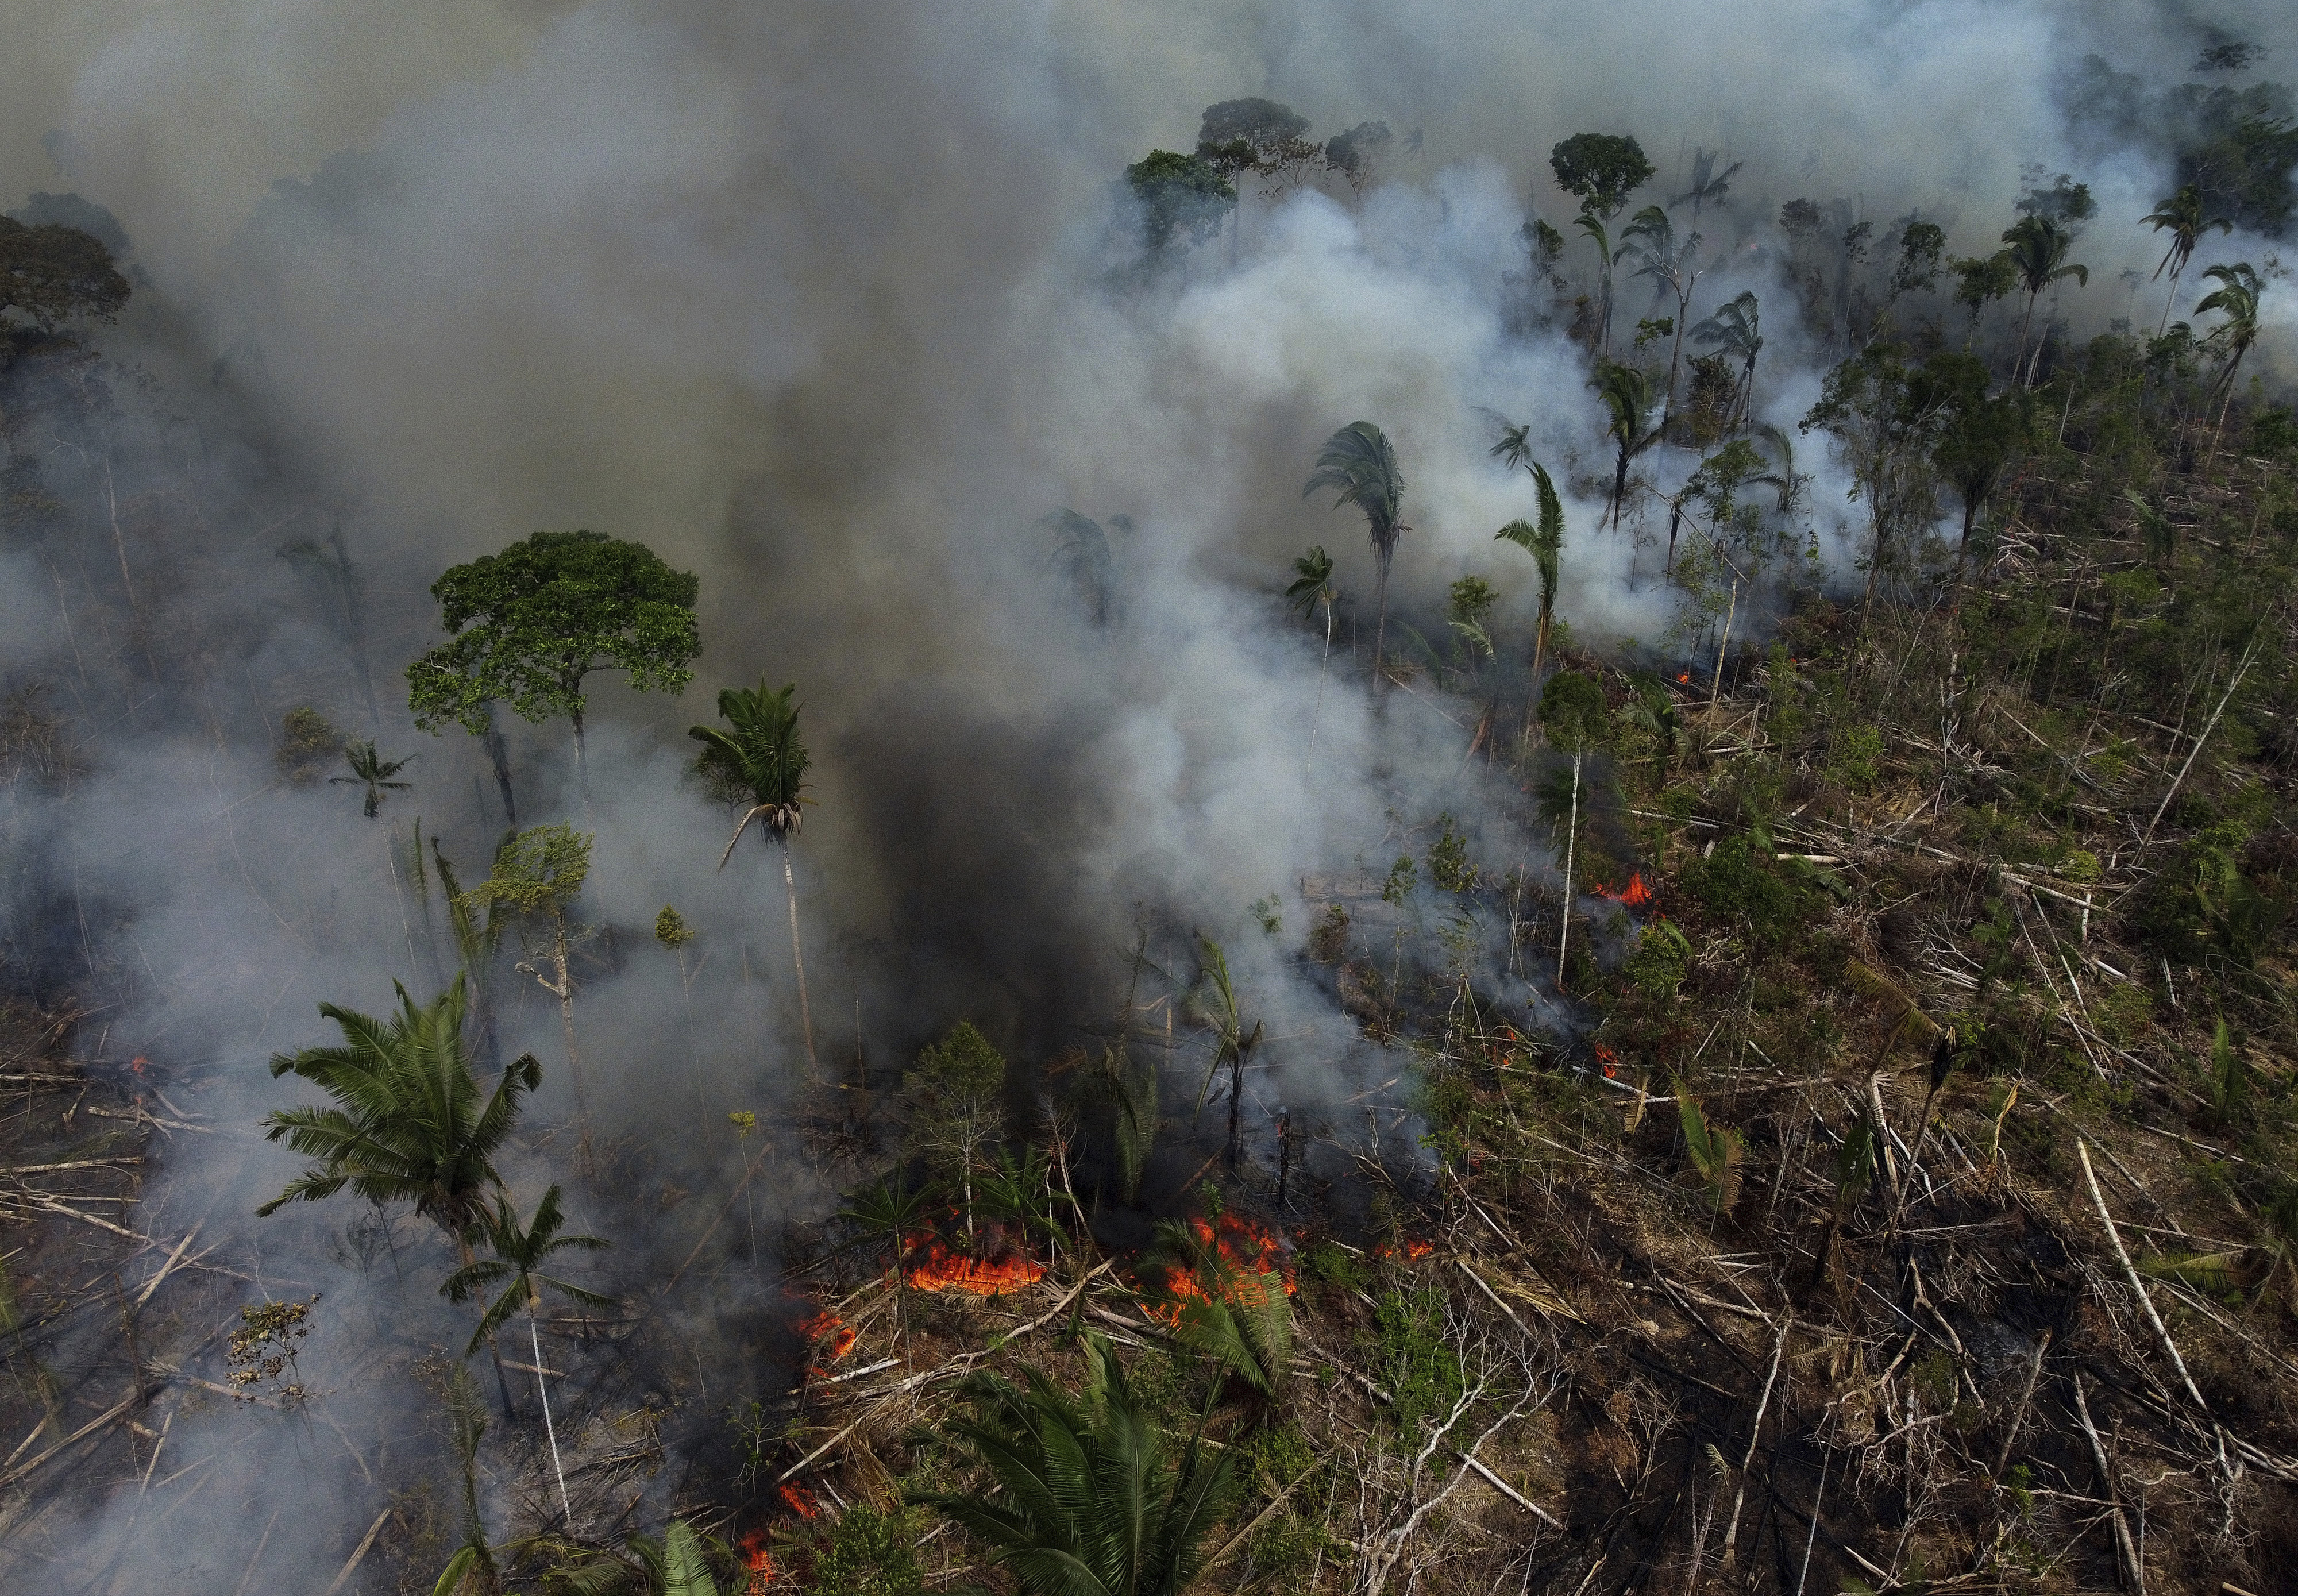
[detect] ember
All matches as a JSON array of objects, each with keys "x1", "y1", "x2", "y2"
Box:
[
  {"x1": 1375, "y1": 1237, "x2": 1435, "y2": 1262},
  {"x1": 903, "y1": 1235, "x2": 1046, "y2": 1295}
]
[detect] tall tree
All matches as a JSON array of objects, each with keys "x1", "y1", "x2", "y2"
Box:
[
  {"x1": 1921, "y1": 352, "x2": 2026, "y2": 575},
  {"x1": 1571, "y1": 210, "x2": 1621, "y2": 357},
  {"x1": 443, "y1": 1183, "x2": 611, "y2": 1527},
  {"x1": 461, "y1": 824, "x2": 596, "y2": 1163},
  {"x1": 2195, "y1": 260, "x2": 2266, "y2": 439},
  {"x1": 1593, "y1": 363, "x2": 1661, "y2": 527},
  {"x1": 653, "y1": 905, "x2": 710, "y2": 1156},
  {"x1": 1493, "y1": 446, "x2": 1566, "y2": 748},
  {"x1": 902, "y1": 1021, "x2": 1008, "y2": 1251},
  {"x1": 1286, "y1": 545, "x2": 1340, "y2": 777},
  {"x1": 1197, "y1": 98, "x2": 1313, "y2": 261},
  {"x1": 1620, "y1": 206, "x2": 1704, "y2": 421},
  {"x1": 1690, "y1": 290, "x2": 1763, "y2": 430},
  {"x1": 0, "y1": 215, "x2": 130, "y2": 346},
  {"x1": 1549, "y1": 133, "x2": 1656, "y2": 221},
  {"x1": 1303, "y1": 422, "x2": 1408, "y2": 685},
  {"x1": 1999, "y1": 215, "x2": 2088, "y2": 387},
  {"x1": 1123, "y1": 151, "x2": 1236, "y2": 264},
  {"x1": 2142, "y1": 184, "x2": 2234, "y2": 337},
  {"x1": 914, "y1": 1332, "x2": 1234, "y2": 1596},
  {"x1": 1802, "y1": 343, "x2": 1944, "y2": 623},
  {"x1": 1671, "y1": 147, "x2": 1744, "y2": 219},
  {"x1": 407, "y1": 530, "x2": 700, "y2": 817},
  {"x1": 1539, "y1": 673, "x2": 1607, "y2": 990},
  {"x1": 330, "y1": 739, "x2": 411, "y2": 819},
  {"x1": 689, "y1": 678, "x2": 820, "y2": 1079}
]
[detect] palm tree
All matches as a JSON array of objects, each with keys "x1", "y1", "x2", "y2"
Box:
[
  {"x1": 258, "y1": 976, "x2": 539, "y2": 1238},
  {"x1": 1689, "y1": 291, "x2": 1763, "y2": 430},
  {"x1": 1494, "y1": 453, "x2": 1566, "y2": 753},
  {"x1": 257, "y1": 976, "x2": 541, "y2": 1413},
  {"x1": 1285, "y1": 545, "x2": 1339, "y2": 776},
  {"x1": 1574, "y1": 210, "x2": 1620, "y2": 357},
  {"x1": 331, "y1": 740, "x2": 412, "y2": 818},
  {"x1": 838, "y1": 1170, "x2": 938, "y2": 1344},
  {"x1": 1619, "y1": 206, "x2": 1703, "y2": 420},
  {"x1": 1302, "y1": 422, "x2": 1406, "y2": 686},
  {"x1": 1190, "y1": 936, "x2": 1262, "y2": 1174},
  {"x1": 914, "y1": 1332, "x2": 1235, "y2": 1596},
  {"x1": 1593, "y1": 363, "x2": 1662, "y2": 528},
  {"x1": 444, "y1": 1183, "x2": 612, "y2": 1528},
  {"x1": 1671, "y1": 147, "x2": 1743, "y2": 219},
  {"x1": 1538, "y1": 673, "x2": 1606, "y2": 990},
  {"x1": 2142, "y1": 184, "x2": 2232, "y2": 336},
  {"x1": 689, "y1": 679, "x2": 819, "y2": 1079},
  {"x1": 1999, "y1": 215, "x2": 2088, "y2": 387},
  {"x1": 2195, "y1": 261, "x2": 2265, "y2": 441},
  {"x1": 652, "y1": 906, "x2": 710, "y2": 1158}
]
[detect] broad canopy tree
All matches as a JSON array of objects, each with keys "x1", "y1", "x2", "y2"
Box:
[
  {"x1": 0, "y1": 214, "x2": 130, "y2": 350},
  {"x1": 407, "y1": 530, "x2": 700, "y2": 810}
]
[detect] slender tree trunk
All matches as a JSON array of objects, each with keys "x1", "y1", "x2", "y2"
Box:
[
  {"x1": 1709, "y1": 580, "x2": 1737, "y2": 714},
  {"x1": 1521, "y1": 610, "x2": 1550, "y2": 757},
  {"x1": 458, "y1": 1236, "x2": 517, "y2": 1420},
  {"x1": 550, "y1": 922, "x2": 593, "y2": 1183},
  {"x1": 1370, "y1": 557, "x2": 1392, "y2": 689},
  {"x1": 2016, "y1": 291, "x2": 2039, "y2": 388},
  {"x1": 1305, "y1": 600, "x2": 1333, "y2": 778},
  {"x1": 2158, "y1": 263, "x2": 2181, "y2": 338},
  {"x1": 531, "y1": 1304, "x2": 575, "y2": 1526},
  {"x1": 676, "y1": 949, "x2": 711, "y2": 1156},
  {"x1": 1226, "y1": 1047, "x2": 1243, "y2": 1172},
  {"x1": 778, "y1": 835, "x2": 820, "y2": 1078},
  {"x1": 1557, "y1": 751, "x2": 1581, "y2": 989},
  {"x1": 1611, "y1": 446, "x2": 1630, "y2": 529},
  {"x1": 483, "y1": 706, "x2": 517, "y2": 831}
]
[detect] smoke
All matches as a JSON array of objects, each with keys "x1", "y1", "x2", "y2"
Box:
[{"x1": 2, "y1": 0, "x2": 2293, "y2": 1583}]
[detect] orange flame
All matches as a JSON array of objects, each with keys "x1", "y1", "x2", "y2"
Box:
[
  {"x1": 741, "y1": 1528, "x2": 774, "y2": 1584},
  {"x1": 1593, "y1": 1042, "x2": 1618, "y2": 1079},
  {"x1": 1677, "y1": 672, "x2": 1691, "y2": 684},
  {"x1": 1593, "y1": 872, "x2": 1653, "y2": 907},
  {"x1": 796, "y1": 1308, "x2": 858, "y2": 1374},
  {"x1": 1140, "y1": 1213, "x2": 1297, "y2": 1325},
  {"x1": 1374, "y1": 1237, "x2": 1435, "y2": 1262},
  {"x1": 778, "y1": 1483, "x2": 820, "y2": 1519},
  {"x1": 903, "y1": 1235, "x2": 1047, "y2": 1296}
]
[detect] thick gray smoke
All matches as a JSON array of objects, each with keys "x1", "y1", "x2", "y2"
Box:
[{"x1": 2, "y1": 0, "x2": 2293, "y2": 1586}]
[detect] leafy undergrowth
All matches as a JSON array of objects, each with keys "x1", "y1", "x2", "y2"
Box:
[{"x1": 745, "y1": 388, "x2": 2298, "y2": 1596}]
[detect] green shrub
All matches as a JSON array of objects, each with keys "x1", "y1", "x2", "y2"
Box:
[
  {"x1": 1621, "y1": 919, "x2": 1691, "y2": 996},
  {"x1": 1371, "y1": 1287, "x2": 1465, "y2": 1436},
  {"x1": 1828, "y1": 723, "x2": 1886, "y2": 789},
  {"x1": 805, "y1": 1502, "x2": 924, "y2": 1596},
  {"x1": 1684, "y1": 835, "x2": 1811, "y2": 946}
]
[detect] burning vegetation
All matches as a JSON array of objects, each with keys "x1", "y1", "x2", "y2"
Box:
[{"x1": 10, "y1": 31, "x2": 2298, "y2": 1596}]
